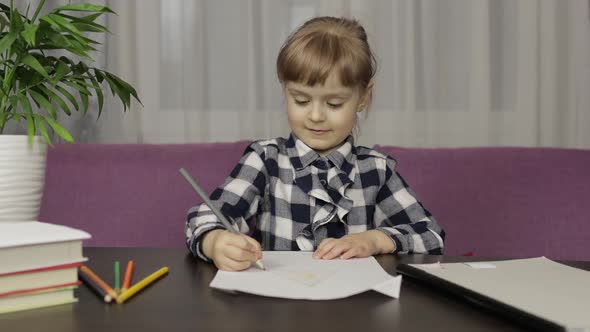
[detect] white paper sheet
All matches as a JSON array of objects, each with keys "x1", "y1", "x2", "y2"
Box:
[{"x1": 209, "y1": 251, "x2": 402, "y2": 300}]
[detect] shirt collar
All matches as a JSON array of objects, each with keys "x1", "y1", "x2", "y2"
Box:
[
  {"x1": 325, "y1": 136, "x2": 356, "y2": 175},
  {"x1": 286, "y1": 133, "x2": 356, "y2": 173},
  {"x1": 286, "y1": 133, "x2": 318, "y2": 170}
]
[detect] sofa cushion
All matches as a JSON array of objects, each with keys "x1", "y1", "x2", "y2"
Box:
[
  {"x1": 374, "y1": 145, "x2": 590, "y2": 261},
  {"x1": 39, "y1": 141, "x2": 251, "y2": 248}
]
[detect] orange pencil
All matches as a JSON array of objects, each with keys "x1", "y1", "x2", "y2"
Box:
[
  {"x1": 79, "y1": 269, "x2": 112, "y2": 303},
  {"x1": 121, "y1": 260, "x2": 134, "y2": 292},
  {"x1": 80, "y1": 265, "x2": 118, "y2": 302}
]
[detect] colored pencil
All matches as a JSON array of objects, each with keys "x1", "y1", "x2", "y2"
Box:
[
  {"x1": 116, "y1": 267, "x2": 169, "y2": 304},
  {"x1": 80, "y1": 265, "x2": 118, "y2": 301},
  {"x1": 78, "y1": 269, "x2": 112, "y2": 303},
  {"x1": 114, "y1": 261, "x2": 120, "y2": 293},
  {"x1": 121, "y1": 260, "x2": 134, "y2": 292}
]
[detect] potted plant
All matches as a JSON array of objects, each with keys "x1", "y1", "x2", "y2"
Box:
[{"x1": 0, "y1": 1, "x2": 141, "y2": 222}]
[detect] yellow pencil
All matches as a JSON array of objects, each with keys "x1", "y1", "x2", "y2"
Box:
[{"x1": 116, "y1": 267, "x2": 169, "y2": 304}]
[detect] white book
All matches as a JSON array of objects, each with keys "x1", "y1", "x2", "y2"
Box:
[
  {"x1": 0, "y1": 263, "x2": 80, "y2": 296},
  {"x1": 0, "y1": 286, "x2": 77, "y2": 314},
  {"x1": 0, "y1": 221, "x2": 90, "y2": 274}
]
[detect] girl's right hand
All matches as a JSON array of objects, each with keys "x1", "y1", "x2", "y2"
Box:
[{"x1": 202, "y1": 229, "x2": 262, "y2": 271}]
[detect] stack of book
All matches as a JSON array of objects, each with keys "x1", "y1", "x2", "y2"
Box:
[{"x1": 0, "y1": 221, "x2": 90, "y2": 314}]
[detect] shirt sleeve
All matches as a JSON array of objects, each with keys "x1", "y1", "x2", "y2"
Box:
[
  {"x1": 373, "y1": 157, "x2": 445, "y2": 255},
  {"x1": 184, "y1": 142, "x2": 268, "y2": 261}
]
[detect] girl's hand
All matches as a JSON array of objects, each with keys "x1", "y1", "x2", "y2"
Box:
[
  {"x1": 202, "y1": 229, "x2": 262, "y2": 271},
  {"x1": 313, "y1": 230, "x2": 395, "y2": 260}
]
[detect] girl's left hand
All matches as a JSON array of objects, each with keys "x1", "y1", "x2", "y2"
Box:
[{"x1": 313, "y1": 231, "x2": 381, "y2": 260}]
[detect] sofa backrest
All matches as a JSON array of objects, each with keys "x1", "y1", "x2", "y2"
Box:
[
  {"x1": 40, "y1": 142, "x2": 590, "y2": 261},
  {"x1": 39, "y1": 141, "x2": 251, "y2": 248},
  {"x1": 374, "y1": 145, "x2": 590, "y2": 261}
]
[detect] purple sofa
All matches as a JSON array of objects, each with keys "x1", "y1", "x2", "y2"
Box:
[{"x1": 39, "y1": 142, "x2": 590, "y2": 261}]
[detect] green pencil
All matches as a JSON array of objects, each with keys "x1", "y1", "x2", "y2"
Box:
[{"x1": 114, "y1": 261, "x2": 120, "y2": 294}]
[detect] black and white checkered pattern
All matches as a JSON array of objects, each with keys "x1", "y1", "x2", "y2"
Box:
[{"x1": 185, "y1": 134, "x2": 445, "y2": 261}]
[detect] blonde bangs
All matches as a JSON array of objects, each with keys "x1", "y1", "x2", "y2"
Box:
[{"x1": 278, "y1": 32, "x2": 371, "y2": 88}]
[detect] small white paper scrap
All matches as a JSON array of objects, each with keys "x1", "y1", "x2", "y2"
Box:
[
  {"x1": 464, "y1": 262, "x2": 496, "y2": 269},
  {"x1": 417, "y1": 262, "x2": 443, "y2": 269}
]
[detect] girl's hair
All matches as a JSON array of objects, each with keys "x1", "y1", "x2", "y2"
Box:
[{"x1": 276, "y1": 16, "x2": 376, "y2": 91}]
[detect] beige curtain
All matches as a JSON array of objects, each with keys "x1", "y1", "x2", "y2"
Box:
[{"x1": 9, "y1": 0, "x2": 590, "y2": 148}]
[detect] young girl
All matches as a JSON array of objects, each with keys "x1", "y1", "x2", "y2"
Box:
[{"x1": 185, "y1": 16, "x2": 445, "y2": 271}]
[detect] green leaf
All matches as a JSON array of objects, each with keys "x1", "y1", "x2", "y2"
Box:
[
  {"x1": 47, "y1": 13, "x2": 83, "y2": 37},
  {"x1": 65, "y1": 46, "x2": 92, "y2": 60},
  {"x1": 53, "y1": 4, "x2": 115, "y2": 14},
  {"x1": 39, "y1": 15, "x2": 61, "y2": 30},
  {"x1": 26, "y1": 112, "x2": 35, "y2": 144},
  {"x1": 34, "y1": 45, "x2": 62, "y2": 51},
  {"x1": 0, "y1": 14, "x2": 9, "y2": 32},
  {"x1": 17, "y1": 71, "x2": 39, "y2": 89},
  {"x1": 58, "y1": 37, "x2": 94, "y2": 60},
  {"x1": 52, "y1": 60, "x2": 71, "y2": 83},
  {"x1": 18, "y1": 94, "x2": 35, "y2": 142},
  {"x1": 81, "y1": 36, "x2": 101, "y2": 45},
  {"x1": 80, "y1": 91, "x2": 88, "y2": 114},
  {"x1": 43, "y1": 14, "x2": 89, "y2": 47},
  {"x1": 24, "y1": 3, "x2": 31, "y2": 18},
  {"x1": 55, "y1": 84, "x2": 79, "y2": 111},
  {"x1": 76, "y1": 12, "x2": 104, "y2": 23},
  {"x1": 18, "y1": 93, "x2": 32, "y2": 114},
  {"x1": 71, "y1": 61, "x2": 89, "y2": 75},
  {"x1": 10, "y1": 8, "x2": 24, "y2": 34},
  {"x1": 89, "y1": 76, "x2": 104, "y2": 116},
  {"x1": 30, "y1": 0, "x2": 45, "y2": 23},
  {"x1": 38, "y1": 85, "x2": 71, "y2": 115},
  {"x1": 0, "y1": 2, "x2": 139, "y2": 136},
  {"x1": 71, "y1": 77, "x2": 95, "y2": 88},
  {"x1": 70, "y1": 78, "x2": 90, "y2": 115},
  {"x1": 93, "y1": 68, "x2": 105, "y2": 83},
  {"x1": 62, "y1": 33, "x2": 86, "y2": 47},
  {"x1": 9, "y1": 95, "x2": 19, "y2": 114},
  {"x1": 0, "y1": 107, "x2": 5, "y2": 128},
  {"x1": 106, "y1": 73, "x2": 142, "y2": 107},
  {"x1": 43, "y1": 115, "x2": 73, "y2": 142},
  {"x1": 63, "y1": 80, "x2": 91, "y2": 95},
  {"x1": 0, "y1": 30, "x2": 17, "y2": 54},
  {"x1": 45, "y1": 30, "x2": 72, "y2": 48},
  {"x1": 59, "y1": 56, "x2": 76, "y2": 67},
  {"x1": 113, "y1": 74, "x2": 141, "y2": 103},
  {"x1": 29, "y1": 89, "x2": 57, "y2": 119},
  {"x1": 21, "y1": 54, "x2": 50, "y2": 79},
  {"x1": 21, "y1": 22, "x2": 38, "y2": 46},
  {"x1": 104, "y1": 73, "x2": 130, "y2": 110},
  {"x1": 35, "y1": 115, "x2": 52, "y2": 147},
  {"x1": 72, "y1": 22, "x2": 109, "y2": 33}
]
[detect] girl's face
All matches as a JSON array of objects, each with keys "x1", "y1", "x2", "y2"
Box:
[{"x1": 284, "y1": 71, "x2": 369, "y2": 156}]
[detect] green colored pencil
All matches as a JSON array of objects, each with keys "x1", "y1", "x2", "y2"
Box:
[{"x1": 114, "y1": 261, "x2": 120, "y2": 293}]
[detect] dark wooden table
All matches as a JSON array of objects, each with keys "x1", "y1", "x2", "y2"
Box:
[{"x1": 1, "y1": 248, "x2": 588, "y2": 332}]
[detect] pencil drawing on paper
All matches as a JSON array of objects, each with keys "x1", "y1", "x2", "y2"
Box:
[{"x1": 271, "y1": 266, "x2": 340, "y2": 286}]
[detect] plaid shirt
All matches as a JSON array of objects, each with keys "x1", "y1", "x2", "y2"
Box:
[{"x1": 185, "y1": 134, "x2": 445, "y2": 261}]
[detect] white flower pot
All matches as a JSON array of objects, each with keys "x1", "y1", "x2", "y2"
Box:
[{"x1": 0, "y1": 135, "x2": 48, "y2": 222}]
